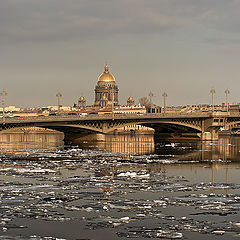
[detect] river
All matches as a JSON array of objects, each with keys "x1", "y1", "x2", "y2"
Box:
[{"x1": 0, "y1": 131, "x2": 240, "y2": 240}]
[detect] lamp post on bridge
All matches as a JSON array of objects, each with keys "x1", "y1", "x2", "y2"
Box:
[
  {"x1": 210, "y1": 88, "x2": 215, "y2": 112},
  {"x1": 225, "y1": 88, "x2": 230, "y2": 113},
  {"x1": 56, "y1": 92, "x2": 62, "y2": 114},
  {"x1": 1, "y1": 89, "x2": 7, "y2": 124},
  {"x1": 149, "y1": 91, "x2": 153, "y2": 113},
  {"x1": 162, "y1": 92, "x2": 167, "y2": 114},
  {"x1": 112, "y1": 86, "x2": 114, "y2": 119}
]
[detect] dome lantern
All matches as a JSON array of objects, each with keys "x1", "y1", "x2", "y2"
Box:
[{"x1": 104, "y1": 64, "x2": 109, "y2": 73}]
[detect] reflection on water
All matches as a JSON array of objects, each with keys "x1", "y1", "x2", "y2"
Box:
[
  {"x1": 0, "y1": 132, "x2": 155, "y2": 154},
  {"x1": 160, "y1": 137, "x2": 240, "y2": 162},
  {"x1": 1, "y1": 131, "x2": 240, "y2": 188},
  {"x1": 105, "y1": 134, "x2": 154, "y2": 154},
  {"x1": 1, "y1": 131, "x2": 240, "y2": 160},
  {"x1": 218, "y1": 137, "x2": 240, "y2": 161},
  {"x1": 76, "y1": 134, "x2": 155, "y2": 155},
  {"x1": 1, "y1": 132, "x2": 240, "y2": 239},
  {"x1": 0, "y1": 131, "x2": 64, "y2": 151}
]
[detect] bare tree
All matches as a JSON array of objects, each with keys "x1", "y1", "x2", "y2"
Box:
[{"x1": 138, "y1": 97, "x2": 151, "y2": 108}]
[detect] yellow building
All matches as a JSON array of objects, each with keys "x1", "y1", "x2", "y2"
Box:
[{"x1": 95, "y1": 64, "x2": 119, "y2": 107}]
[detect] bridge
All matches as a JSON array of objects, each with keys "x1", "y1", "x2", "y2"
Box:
[{"x1": 1, "y1": 112, "x2": 240, "y2": 141}]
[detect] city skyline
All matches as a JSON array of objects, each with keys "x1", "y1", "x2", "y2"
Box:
[{"x1": 1, "y1": 0, "x2": 240, "y2": 107}]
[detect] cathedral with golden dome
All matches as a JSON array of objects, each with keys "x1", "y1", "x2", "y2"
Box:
[{"x1": 94, "y1": 64, "x2": 119, "y2": 108}]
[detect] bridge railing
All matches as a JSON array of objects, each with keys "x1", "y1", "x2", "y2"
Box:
[{"x1": 2, "y1": 111, "x2": 240, "y2": 124}]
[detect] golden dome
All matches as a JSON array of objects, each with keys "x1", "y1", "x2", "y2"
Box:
[
  {"x1": 128, "y1": 96, "x2": 134, "y2": 100},
  {"x1": 98, "y1": 64, "x2": 115, "y2": 82},
  {"x1": 79, "y1": 96, "x2": 85, "y2": 101}
]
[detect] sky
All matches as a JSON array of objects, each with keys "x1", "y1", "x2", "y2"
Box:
[{"x1": 1, "y1": 0, "x2": 240, "y2": 108}]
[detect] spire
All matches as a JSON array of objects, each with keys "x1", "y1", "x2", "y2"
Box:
[{"x1": 104, "y1": 64, "x2": 109, "y2": 73}]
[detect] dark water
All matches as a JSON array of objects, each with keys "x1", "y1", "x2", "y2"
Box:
[{"x1": 1, "y1": 132, "x2": 240, "y2": 240}]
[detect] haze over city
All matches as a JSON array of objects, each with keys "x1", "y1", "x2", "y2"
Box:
[{"x1": 1, "y1": 0, "x2": 240, "y2": 107}]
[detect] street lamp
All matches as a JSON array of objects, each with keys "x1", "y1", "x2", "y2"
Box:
[
  {"x1": 149, "y1": 91, "x2": 153, "y2": 113},
  {"x1": 56, "y1": 92, "x2": 62, "y2": 113},
  {"x1": 112, "y1": 86, "x2": 114, "y2": 119},
  {"x1": 225, "y1": 89, "x2": 230, "y2": 113},
  {"x1": 210, "y1": 88, "x2": 215, "y2": 112},
  {"x1": 162, "y1": 92, "x2": 167, "y2": 113},
  {"x1": 1, "y1": 89, "x2": 7, "y2": 124}
]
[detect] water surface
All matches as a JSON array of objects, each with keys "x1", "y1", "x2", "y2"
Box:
[{"x1": 0, "y1": 132, "x2": 240, "y2": 240}]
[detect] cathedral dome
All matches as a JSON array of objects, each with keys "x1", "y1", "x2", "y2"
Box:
[
  {"x1": 98, "y1": 64, "x2": 115, "y2": 83},
  {"x1": 79, "y1": 96, "x2": 85, "y2": 101}
]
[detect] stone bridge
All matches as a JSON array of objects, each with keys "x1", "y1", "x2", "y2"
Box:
[{"x1": 0, "y1": 112, "x2": 240, "y2": 141}]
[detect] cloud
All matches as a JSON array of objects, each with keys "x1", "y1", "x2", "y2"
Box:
[{"x1": 0, "y1": 0, "x2": 200, "y2": 45}]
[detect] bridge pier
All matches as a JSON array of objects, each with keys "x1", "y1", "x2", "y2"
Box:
[{"x1": 201, "y1": 130, "x2": 219, "y2": 141}]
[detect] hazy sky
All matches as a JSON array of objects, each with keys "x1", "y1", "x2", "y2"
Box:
[{"x1": 1, "y1": 0, "x2": 240, "y2": 108}]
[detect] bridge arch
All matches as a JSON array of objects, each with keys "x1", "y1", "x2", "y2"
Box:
[
  {"x1": 104, "y1": 120, "x2": 202, "y2": 134},
  {"x1": 43, "y1": 124, "x2": 104, "y2": 134},
  {"x1": 142, "y1": 120, "x2": 202, "y2": 133},
  {"x1": 0, "y1": 118, "x2": 204, "y2": 135},
  {"x1": 0, "y1": 123, "x2": 104, "y2": 135}
]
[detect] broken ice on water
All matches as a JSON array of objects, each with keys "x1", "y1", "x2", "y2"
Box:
[{"x1": 1, "y1": 139, "x2": 240, "y2": 239}]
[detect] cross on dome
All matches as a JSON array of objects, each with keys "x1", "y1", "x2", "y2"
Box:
[
  {"x1": 98, "y1": 64, "x2": 115, "y2": 82},
  {"x1": 104, "y1": 64, "x2": 109, "y2": 73}
]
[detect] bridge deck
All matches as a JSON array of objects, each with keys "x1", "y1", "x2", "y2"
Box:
[
  {"x1": 1, "y1": 113, "x2": 240, "y2": 140},
  {"x1": 0, "y1": 112, "x2": 233, "y2": 124}
]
